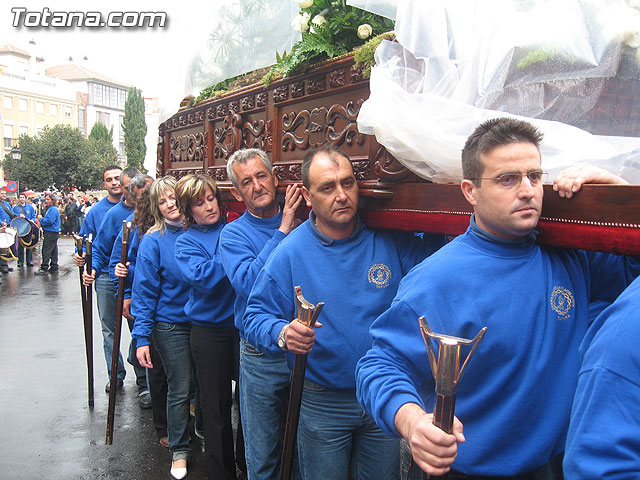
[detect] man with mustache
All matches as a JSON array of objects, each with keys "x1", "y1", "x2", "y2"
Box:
[
  {"x1": 242, "y1": 144, "x2": 445, "y2": 480},
  {"x1": 356, "y1": 117, "x2": 639, "y2": 479}
]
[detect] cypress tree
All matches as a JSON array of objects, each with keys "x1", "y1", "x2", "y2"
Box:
[{"x1": 123, "y1": 86, "x2": 147, "y2": 171}]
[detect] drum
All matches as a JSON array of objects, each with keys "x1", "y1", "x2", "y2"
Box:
[
  {"x1": 10, "y1": 217, "x2": 41, "y2": 249},
  {"x1": 0, "y1": 227, "x2": 18, "y2": 261}
]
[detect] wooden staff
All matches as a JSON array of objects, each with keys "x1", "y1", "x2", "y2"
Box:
[
  {"x1": 106, "y1": 221, "x2": 130, "y2": 445},
  {"x1": 85, "y1": 234, "x2": 94, "y2": 406},
  {"x1": 74, "y1": 234, "x2": 94, "y2": 407},
  {"x1": 280, "y1": 287, "x2": 324, "y2": 480}
]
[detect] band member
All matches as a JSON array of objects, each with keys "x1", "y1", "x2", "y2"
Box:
[
  {"x1": 242, "y1": 145, "x2": 445, "y2": 480},
  {"x1": 13, "y1": 192, "x2": 37, "y2": 267},
  {"x1": 0, "y1": 188, "x2": 15, "y2": 273},
  {"x1": 174, "y1": 173, "x2": 238, "y2": 479},
  {"x1": 34, "y1": 193, "x2": 61, "y2": 275},
  {"x1": 131, "y1": 176, "x2": 191, "y2": 480},
  {"x1": 355, "y1": 117, "x2": 640, "y2": 478},
  {"x1": 220, "y1": 148, "x2": 302, "y2": 480}
]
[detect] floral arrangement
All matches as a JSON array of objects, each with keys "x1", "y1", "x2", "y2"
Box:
[{"x1": 262, "y1": 0, "x2": 394, "y2": 84}]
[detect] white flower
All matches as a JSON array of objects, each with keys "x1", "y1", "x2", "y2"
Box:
[
  {"x1": 297, "y1": 0, "x2": 313, "y2": 8},
  {"x1": 357, "y1": 23, "x2": 373, "y2": 40},
  {"x1": 309, "y1": 14, "x2": 327, "y2": 33},
  {"x1": 291, "y1": 12, "x2": 311, "y2": 33}
]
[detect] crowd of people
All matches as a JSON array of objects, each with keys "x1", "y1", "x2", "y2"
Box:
[{"x1": 3, "y1": 117, "x2": 639, "y2": 480}]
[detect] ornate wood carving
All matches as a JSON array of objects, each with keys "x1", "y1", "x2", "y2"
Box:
[
  {"x1": 216, "y1": 103, "x2": 228, "y2": 119},
  {"x1": 209, "y1": 166, "x2": 228, "y2": 182},
  {"x1": 230, "y1": 100, "x2": 241, "y2": 113},
  {"x1": 352, "y1": 160, "x2": 370, "y2": 180},
  {"x1": 207, "y1": 107, "x2": 216, "y2": 120},
  {"x1": 281, "y1": 100, "x2": 365, "y2": 151},
  {"x1": 156, "y1": 135, "x2": 164, "y2": 176},
  {"x1": 241, "y1": 95, "x2": 255, "y2": 111},
  {"x1": 308, "y1": 74, "x2": 326, "y2": 94},
  {"x1": 169, "y1": 132, "x2": 206, "y2": 163},
  {"x1": 274, "y1": 85, "x2": 289, "y2": 103},
  {"x1": 264, "y1": 120, "x2": 273, "y2": 152},
  {"x1": 350, "y1": 64, "x2": 364, "y2": 83},
  {"x1": 329, "y1": 69, "x2": 346, "y2": 88},
  {"x1": 195, "y1": 109, "x2": 205, "y2": 123},
  {"x1": 273, "y1": 163, "x2": 302, "y2": 182},
  {"x1": 291, "y1": 81, "x2": 305, "y2": 98},
  {"x1": 373, "y1": 145, "x2": 421, "y2": 182},
  {"x1": 256, "y1": 92, "x2": 268, "y2": 107},
  {"x1": 214, "y1": 112, "x2": 243, "y2": 159},
  {"x1": 243, "y1": 119, "x2": 266, "y2": 150}
]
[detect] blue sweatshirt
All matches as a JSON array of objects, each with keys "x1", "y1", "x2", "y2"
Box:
[
  {"x1": 356, "y1": 218, "x2": 640, "y2": 476},
  {"x1": 243, "y1": 213, "x2": 445, "y2": 389},
  {"x1": 13, "y1": 203, "x2": 36, "y2": 221},
  {"x1": 0, "y1": 200, "x2": 14, "y2": 224},
  {"x1": 220, "y1": 210, "x2": 287, "y2": 337},
  {"x1": 175, "y1": 222, "x2": 235, "y2": 328},
  {"x1": 130, "y1": 225, "x2": 189, "y2": 347},
  {"x1": 92, "y1": 201, "x2": 135, "y2": 277},
  {"x1": 40, "y1": 205, "x2": 61, "y2": 232},
  {"x1": 109, "y1": 213, "x2": 137, "y2": 299},
  {"x1": 77, "y1": 197, "x2": 119, "y2": 252},
  {"x1": 563, "y1": 276, "x2": 640, "y2": 479}
]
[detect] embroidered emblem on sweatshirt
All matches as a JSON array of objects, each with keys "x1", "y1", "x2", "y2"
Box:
[
  {"x1": 550, "y1": 286, "x2": 575, "y2": 320},
  {"x1": 368, "y1": 263, "x2": 391, "y2": 288}
]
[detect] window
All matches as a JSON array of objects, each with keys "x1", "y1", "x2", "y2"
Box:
[
  {"x1": 119, "y1": 115, "x2": 125, "y2": 139},
  {"x1": 78, "y1": 108, "x2": 85, "y2": 135},
  {"x1": 49, "y1": 103, "x2": 58, "y2": 116},
  {"x1": 19, "y1": 98, "x2": 28, "y2": 111},
  {"x1": 19, "y1": 125, "x2": 28, "y2": 137},
  {"x1": 94, "y1": 84, "x2": 103, "y2": 105},
  {"x1": 3, "y1": 96, "x2": 12, "y2": 109},
  {"x1": 65, "y1": 106, "x2": 72, "y2": 118},
  {"x1": 36, "y1": 101, "x2": 45, "y2": 114},
  {"x1": 3, "y1": 125, "x2": 13, "y2": 148},
  {"x1": 96, "y1": 111, "x2": 110, "y2": 128},
  {"x1": 110, "y1": 87, "x2": 118, "y2": 108},
  {"x1": 119, "y1": 90, "x2": 127, "y2": 109}
]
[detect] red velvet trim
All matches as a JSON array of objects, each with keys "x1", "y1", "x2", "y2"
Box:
[{"x1": 360, "y1": 210, "x2": 640, "y2": 255}]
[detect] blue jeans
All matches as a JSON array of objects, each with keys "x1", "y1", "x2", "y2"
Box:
[
  {"x1": 298, "y1": 381, "x2": 400, "y2": 480},
  {"x1": 152, "y1": 321, "x2": 192, "y2": 457},
  {"x1": 239, "y1": 339, "x2": 298, "y2": 480},
  {"x1": 95, "y1": 275, "x2": 126, "y2": 381}
]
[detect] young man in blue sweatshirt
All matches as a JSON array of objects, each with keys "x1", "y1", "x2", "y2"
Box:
[
  {"x1": 220, "y1": 148, "x2": 303, "y2": 480},
  {"x1": 563, "y1": 276, "x2": 640, "y2": 479},
  {"x1": 34, "y1": 193, "x2": 61, "y2": 275},
  {"x1": 13, "y1": 192, "x2": 37, "y2": 267},
  {"x1": 355, "y1": 117, "x2": 639, "y2": 479},
  {"x1": 0, "y1": 188, "x2": 16, "y2": 273},
  {"x1": 83, "y1": 170, "x2": 153, "y2": 407},
  {"x1": 242, "y1": 145, "x2": 445, "y2": 480}
]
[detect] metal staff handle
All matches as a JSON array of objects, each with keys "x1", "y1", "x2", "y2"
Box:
[
  {"x1": 74, "y1": 234, "x2": 94, "y2": 407},
  {"x1": 419, "y1": 317, "x2": 486, "y2": 479},
  {"x1": 280, "y1": 286, "x2": 324, "y2": 480},
  {"x1": 106, "y1": 221, "x2": 130, "y2": 445}
]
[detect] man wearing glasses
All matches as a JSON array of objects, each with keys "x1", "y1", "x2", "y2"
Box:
[{"x1": 356, "y1": 117, "x2": 639, "y2": 479}]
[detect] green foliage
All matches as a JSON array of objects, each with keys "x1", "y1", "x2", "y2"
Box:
[
  {"x1": 88, "y1": 121, "x2": 113, "y2": 144},
  {"x1": 123, "y1": 87, "x2": 147, "y2": 172},
  {"x1": 262, "y1": 0, "x2": 394, "y2": 84},
  {"x1": 353, "y1": 32, "x2": 395, "y2": 78},
  {"x1": 1, "y1": 125, "x2": 107, "y2": 191}
]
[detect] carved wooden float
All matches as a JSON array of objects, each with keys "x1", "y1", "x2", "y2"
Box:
[{"x1": 157, "y1": 54, "x2": 640, "y2": 255}]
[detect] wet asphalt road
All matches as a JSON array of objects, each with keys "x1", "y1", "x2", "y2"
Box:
[{"x1": 0, "y1": 237, "x2": 211, "y2": 479}]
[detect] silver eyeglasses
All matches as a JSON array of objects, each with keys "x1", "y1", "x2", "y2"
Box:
[{"x1": 473, "y1": 170, "x2": 548, "y2": 188}]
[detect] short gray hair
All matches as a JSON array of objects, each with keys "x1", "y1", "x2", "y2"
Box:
[
  {"x1": 121, "y1": 167, "x2": 141, "y2": 185},
  {"x1": 226, "y1": 148, "x2": 272, "y2": 188},
  {"x1": 128, "y1": 174, "x2": 154, "y2": 195}
]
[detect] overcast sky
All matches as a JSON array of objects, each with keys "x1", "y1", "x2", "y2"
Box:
[{"x1": 2, "y1": 1, "x2": 219, "y2": 120}]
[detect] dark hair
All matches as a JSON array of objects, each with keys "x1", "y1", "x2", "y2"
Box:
[
  {"x1": 120, "y1": 167, "x2": 141, "y2": 185},
  {"x1": 103, "y1": 165, "x2": 122, "y2": 177},
  {"x1": 301, "y1": 144, "x2": 353, "y2": 189},
  {"x1": 462, "y1": 117, "x2": 544, "y2": 185},
  {"x1": 132, "y1": 187, "x2": 155, "y2": 237}
]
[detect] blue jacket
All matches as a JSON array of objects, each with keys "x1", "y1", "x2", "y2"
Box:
[
  {"x1": 13, "y1": 203, "x2": 36, "y2": 222},
  {"x1": 563, "y1": 276, "x2": 640, "y2": 479},
  {"x1": 175, "y1": 222, "x2": 235, "y2": 328},
  {"x1": 92, "y1": 201, "x2": 134, "y2": 277},
  {"x1": 0, "y1": 200, "x2": 14, "y2": 224},
  {"x1": 220, "y1": 210, "x2": 287, "y2": 337},
  {"x1": 109, "y1": 215, "x2": 138, "y2": 300},
  {"x1": 77, "y1": 197, "x2": 119, "y2": 252},
  {"x1": 356, "y1": 217, "x2": 640, "y2": 476},
  {"x1": 243, "y1": 213, "x2": 445, "y2": 389},
  {"x1": 40, "y1": 205, "x2": 61, "y2": 233},
  {"x1": 130, "y1": 225, "x2": 189, "y2": 347}
]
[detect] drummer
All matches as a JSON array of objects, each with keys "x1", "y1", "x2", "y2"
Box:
[
  {"x1": 13, "y1": 192, "x2": 37, "y2": 267},
  {"x1": 0, "y1": 188, "x2": 15, "y2": 274}
]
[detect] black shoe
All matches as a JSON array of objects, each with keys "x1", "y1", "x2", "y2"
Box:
[
  {"x1": 34, "y1": 269, "x2": 49, "y2": 276},
  {"x1": 49, "y1": 267, "x2": 59, "y2": 273},
  {"x1": 1, "y1": 267, "x2": 12, "y2": 273},
  {"x1": 17, "y1": 263, "x2": 23, "y2": 268},
  {"x1": 138, "y1": 391, "x2": 152, "y2": 409},
  {"x1": 104, "y1": 378, "x2": 124, "y2": 393},
  {"x1": 27, "y1": 263, "x2": 34, "y2": 266}
]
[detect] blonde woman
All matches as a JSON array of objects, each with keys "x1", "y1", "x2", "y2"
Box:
[
  {"x1": 130, "y1": 176, "x2": 191, "y2": 480},
  {"x1": 174, "y1": 174, "x2": 239, "y2": 480}
]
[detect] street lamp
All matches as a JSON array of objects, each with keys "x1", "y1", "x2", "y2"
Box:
[{"x1": 11, "y1": 146, "x2": 20, "y2": 195}]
